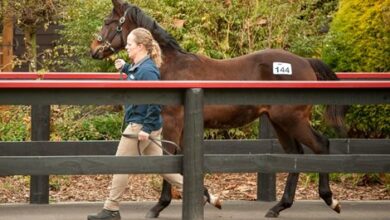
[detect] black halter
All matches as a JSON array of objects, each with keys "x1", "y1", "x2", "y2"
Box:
[{"x1": 95, "y1": 7, "x2": 131, "y2": 53}]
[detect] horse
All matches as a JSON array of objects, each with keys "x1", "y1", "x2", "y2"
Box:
[{"x1": 90, "y1": 0, "x2": 344, "y2": 218}]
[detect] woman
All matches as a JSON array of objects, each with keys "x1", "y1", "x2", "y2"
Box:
[{"x1": 88, "y1": 28, "x2": 220, "y2": 220}]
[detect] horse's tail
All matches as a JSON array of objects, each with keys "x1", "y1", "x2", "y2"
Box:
[
  {"x1": 307, "y1": 58, "x2": 348, "y2": 137},
  {"x1": 307, "y1": 58, "x2": 339, "y2": 81}
]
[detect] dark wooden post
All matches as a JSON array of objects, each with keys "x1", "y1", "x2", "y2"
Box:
[
  {"x1": 182, "y1": 88, "x2": 204, "y2": 220},
  {"x1": 257, "y1": 115, "x2": 276, "y2": 201},
  {"x1": 30, "y1": 105, "x2": 50, "y2": 204}
]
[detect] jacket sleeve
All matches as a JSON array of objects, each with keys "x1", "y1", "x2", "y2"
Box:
[{"x1": 121, "y1": 63, "x2": 131, "y2": 75}]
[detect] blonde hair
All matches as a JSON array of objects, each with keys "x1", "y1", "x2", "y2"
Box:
[{"x1": 130, "y1": 28, "x2": 163, "y2": 68}]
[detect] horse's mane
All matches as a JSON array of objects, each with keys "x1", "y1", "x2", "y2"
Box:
[{"x1": 124, "y1": 3, "x2": 187, "y2": 54}]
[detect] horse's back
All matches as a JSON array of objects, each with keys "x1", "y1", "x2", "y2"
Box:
[
  {"x1": 251, "y1": 49, "x2": 317, "y2": 80},
  {"x1": 192, "y1": 49, "x2": 317, "y2": 81}
]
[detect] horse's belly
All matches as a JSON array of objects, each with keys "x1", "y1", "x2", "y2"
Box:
[{"x1": 204, "y1": 105, "x2": 264, "y2": 129}]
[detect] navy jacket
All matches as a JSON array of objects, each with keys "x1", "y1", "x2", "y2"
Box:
[{"x1": 121, "y1": 56, "x2": 162, "y2": 133}]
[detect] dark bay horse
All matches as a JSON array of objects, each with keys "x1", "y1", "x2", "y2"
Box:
[{"x1": 90, "y1": 0, "x2": 344, "y2": 218}]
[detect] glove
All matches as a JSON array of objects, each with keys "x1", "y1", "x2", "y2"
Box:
[{"x1": 114, "y1": 59, "x2": 126, "y2": 71}]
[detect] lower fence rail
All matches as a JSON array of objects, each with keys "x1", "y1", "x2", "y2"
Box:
[
  {"x1": 0, "y1": 154, "x2": 389, "y2": 176},
  {"x1": 0, "y1": 138, "x2": 389, "y2": 203}
]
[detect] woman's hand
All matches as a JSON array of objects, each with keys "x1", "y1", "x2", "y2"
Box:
[
  {"x1": 138, "y1": 130, "x2": 150, "y2": 141},
  {"x1": 114, "y1": 59, "x2": 126, "y2": 70}
]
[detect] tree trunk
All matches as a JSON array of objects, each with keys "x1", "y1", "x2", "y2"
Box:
[{"x1": 24, "y1": 27, "x2": 37, "y2": 72}]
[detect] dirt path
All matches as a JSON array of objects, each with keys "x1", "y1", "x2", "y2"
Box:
[{"x1": 1, "y1": 173, "x2": 389, "y2": 203}]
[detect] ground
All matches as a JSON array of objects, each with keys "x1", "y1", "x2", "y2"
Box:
[{"x1": 0, "y1": 173, "x2": 389, "y2": 203}]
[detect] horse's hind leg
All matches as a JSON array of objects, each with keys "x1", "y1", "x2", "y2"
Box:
[
  {"x1": 293, "y1": 124, "x2": 340, "y2": 213},
  {"x1": 311, "y1": 129, "x2": 341, "y2": 213},
  {"x1": 319, "y1": 172, "x2": 340, "y2": 213},
  {"x1": 280, "y1": 115, "x2": 341, "y2": 215},
  {"x1": 265, "y1": 120, "x2": 304, "y2": 218}
]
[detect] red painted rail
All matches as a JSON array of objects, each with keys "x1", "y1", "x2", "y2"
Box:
[
  {"x1": 0, "y1": 72, "x2": 126, "y2": 80},
  {"x1": 0, "y1": 80, "x2": 389, "y2": 89},
  {"x1": 336, "y1": 72, "x2": 390, "y2": 79},
  {"x1": 0, "y1": 72, "x2": 389, "y2": 89},
  {"x1": 0, "y1": 72, "x2": 389, "y2": 80}
]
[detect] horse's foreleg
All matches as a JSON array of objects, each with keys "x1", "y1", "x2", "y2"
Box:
[
  {"x1": 145, "y1": 179, "x2": 172, "y2": 218},
  {"x1": 311, "y1": 130, "x2": 341, "y2": 214},
  {"x1": 319, "y1": 173, "x2": 340, "y2": 213},
  {"x1": 265, "y1": 172, "x2": 300, "y2": 218},
  {"x1": 146, "y1": 109, "x2": 184, "y2": 218}
]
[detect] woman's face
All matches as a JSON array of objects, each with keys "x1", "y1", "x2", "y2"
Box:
[{"x1": 125, "y1": 33, "x2": 141, "y2": 60}]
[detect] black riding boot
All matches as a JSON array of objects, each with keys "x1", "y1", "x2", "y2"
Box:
[{"x1": 87, "y1": 209, "x2": 121, "y2": 220}]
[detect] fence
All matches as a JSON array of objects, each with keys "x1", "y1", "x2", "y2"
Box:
[{"x1": 0, "y1": 73, "x2": 389, "y2": 220}]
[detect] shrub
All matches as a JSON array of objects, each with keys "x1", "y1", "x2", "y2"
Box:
[
  {"x1": 322, "y1": 0, "x2": 390, "y2": 71},
  {"x1": 321, "y1": 0, "x2": 390, "y2": 138},
  {"x1": 346, "y1": 105, "x2": 390, "y2": 138},
  {"x1": 0, "y1": 106, "x2": 31, "y2": 141},
  {"x1": 51, "y1": 105, "x2": 123, "y2": 140}
]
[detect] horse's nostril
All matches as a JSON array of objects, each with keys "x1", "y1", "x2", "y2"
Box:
[{"x1": 90, "y1": 48, "x2": 102, "y2": 59}]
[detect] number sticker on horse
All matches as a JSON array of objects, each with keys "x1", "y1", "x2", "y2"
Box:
[{"x1": 273, "y1": 62, "x2": 292, "y2": 75}]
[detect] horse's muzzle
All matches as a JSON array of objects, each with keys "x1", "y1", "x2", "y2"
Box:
[{"x1": 90, "y1": 48, "x2": 104, "y2": 59}]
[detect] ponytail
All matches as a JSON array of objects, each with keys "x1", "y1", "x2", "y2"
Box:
[{"x1": 150, "y1": 40, "x2": 162, "y2": 68}]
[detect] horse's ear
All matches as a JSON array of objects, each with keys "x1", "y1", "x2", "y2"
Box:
[{"x1": 112, "y1": 0, "x2": 125, "y2": 9}]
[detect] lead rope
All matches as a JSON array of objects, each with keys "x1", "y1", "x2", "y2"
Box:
[
  {"x1": 119, "y1": 68, "x2": 127, "y2": 133},
  {"x1": 121, "y1": 133, "x2": 181, "y2": 156}
]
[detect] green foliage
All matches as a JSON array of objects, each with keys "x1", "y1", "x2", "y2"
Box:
[
  {"x1": 311, "y1": 104, "x2": 390, "y2": 139},
  {"x1": 43, "y1": 0, "x2": 338, "y2": 72},
  {"x1": 52, "y1": 106, "x2": 123, "y2": 140},
  {"x1": 320, "y1": 0, "x2": 390, "y2": 139},
  {"x1": 346, "y1": 105, "x2": 390, "y2": 138},
  {"x1": 42, "y1": 0, "x2": 117, "y2": 72},
  {"x1": 204, "y1": 120, "x2": 259, "y2": 140},
  {"x1": 142, "y1": 0, "x2": 337, "y2": 58},
  {"x1": 322, "y1": 0, "x2": 390, "y2": 71},
  {"x1": 310, "y1": 105, "x2": 341, "y2": 138},
  {"x1": 0, "y1": 106, "x2": 31, "y2": 141},
  {"x1": 49, "y1": 175, "x2": 70, "y2": 192},
  {"x1": 0, "y1": 106, "x2": 124, "y2": 141}
]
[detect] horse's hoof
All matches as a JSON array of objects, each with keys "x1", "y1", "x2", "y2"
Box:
[
  {"x1": 145, "y1": 211, "x2": 159, "y2": 218},
  {"x1": 214, "y1": 197, "x2": 222, "y2": 210},
  {"x1": 206, "y1": 194, "x2": 222, "y2": 209},
  {"x1": 330, "y1": 199, "x2": 341, "y2": 214},
  {"x1": 265, "y1": 210, "x2": 279, "y2": 218},
  {"x1": 333, "y1": 203, "x2": 341, "y2": 214}
]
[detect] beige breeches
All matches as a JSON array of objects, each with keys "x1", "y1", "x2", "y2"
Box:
[{"x1": 104, "y1": 123, "x2": 183, "y2": 211}]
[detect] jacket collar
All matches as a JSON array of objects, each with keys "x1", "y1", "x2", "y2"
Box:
[{"x1": 129, "y1": 55, "x2": 150, "y2": 72}]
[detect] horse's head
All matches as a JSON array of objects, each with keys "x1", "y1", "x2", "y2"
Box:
[{"x1": 90, "y1": 0, "x2": 137, "y2": 59}]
